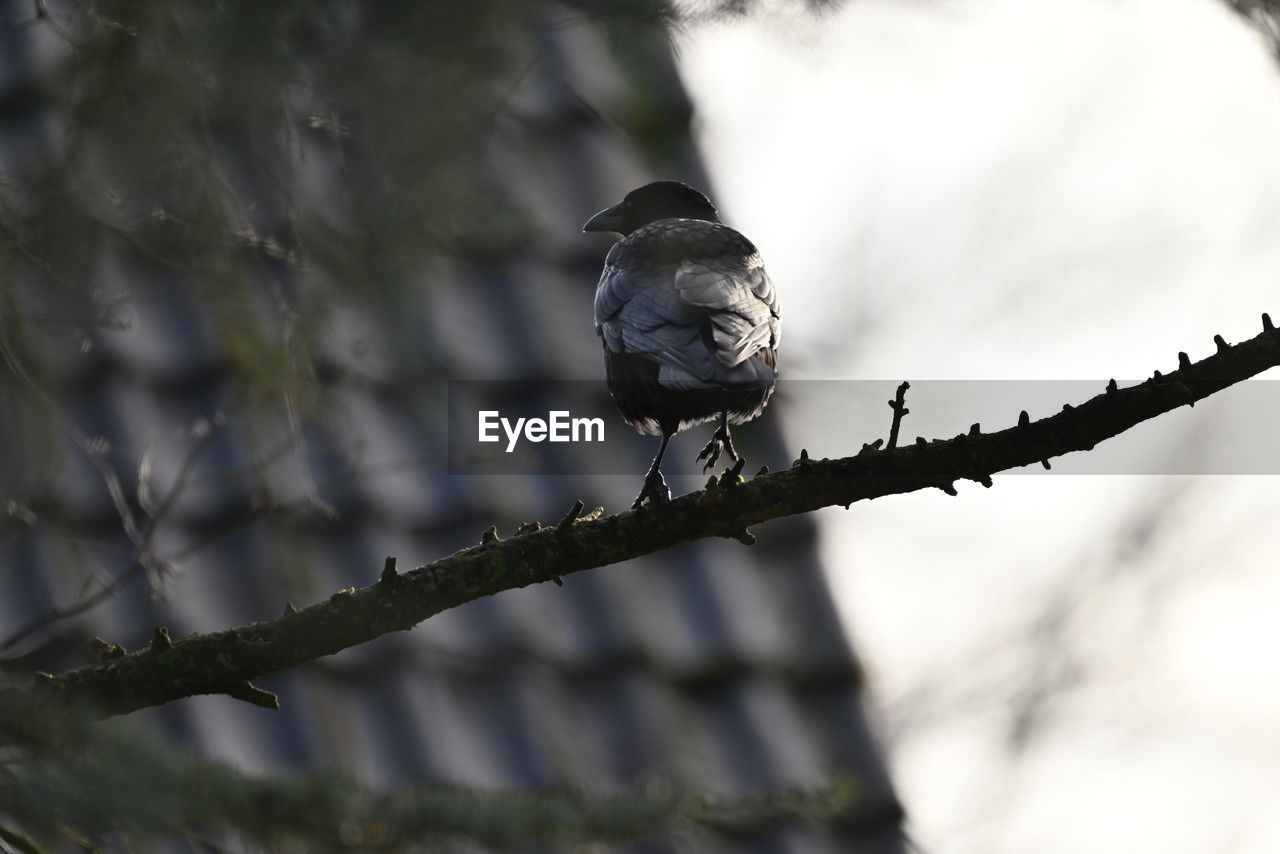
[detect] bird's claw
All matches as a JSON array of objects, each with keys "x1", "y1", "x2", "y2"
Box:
[
  {"x1": 632, "y1": 468, "x2": 671, "y2": 510},
  {"x1": 696, "y1": 425, "x2": 739, "y2": 474},
  {"x1": 696, "y1": 442, "x2": 722, "y2": 472}
]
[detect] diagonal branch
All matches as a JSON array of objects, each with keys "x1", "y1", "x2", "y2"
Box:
[{"x1": 3, "y1": 316, "x2": 1278, "y2": 743}]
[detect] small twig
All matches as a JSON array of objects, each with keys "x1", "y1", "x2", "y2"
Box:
[
  {"x1": 0, "y1": 407, "x2": 230, "y2": 651},
  {"x1": 226, "y1": 681, "x2": 280, "y2": 710},
  {"x1": 886, "y1": 381, "x2": 910, "y2": 450},
  {"x1": 557, "y1": 500, "x2": 584, "y2": 529},
  {"x1": 379, "y1": 556, "x2": 399, "y2": 585}
]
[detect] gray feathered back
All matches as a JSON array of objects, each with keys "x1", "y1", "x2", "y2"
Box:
[{"x1": 595, "y1": 218, "x2": 780, "y2": 391}]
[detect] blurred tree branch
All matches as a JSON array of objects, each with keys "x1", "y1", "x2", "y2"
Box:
[
  {"x1": 2, "y1": 315, "x2": 1278, "y2": 740},
  {"x1": 1, "y1": 724, "x2": 868, "y2": 850},
  {"x1": 1226, "y1": 0, "x2": 1280, "y2": 53}
]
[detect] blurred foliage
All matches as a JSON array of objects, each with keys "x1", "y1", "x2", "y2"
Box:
[
  {"x1": 0, "y1": 723, "x2": 862, "y2": 851},
  {"x1": 1226, "y1": 0, "x2": 1280, "y2": 53},
  {"x1": 0, "y1": 0, "x2": 849, "y2": 465},
  {"x1": 0, "y1": 0, "x2": 702, "y2": 408},
  {"x1": 0, "y1": 0, "x2": 684, "y2": 560}
]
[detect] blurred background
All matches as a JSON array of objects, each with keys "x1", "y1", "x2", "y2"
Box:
[
  {"x1": 2, "y1": 0, "x2": 1279, "y2": 852},
  {"x1": 677, "y1": 0, "x2": 1280, "y2": 851},
  {"x1": 0, "y1": 1, "x2": 899, "y2": 852}
]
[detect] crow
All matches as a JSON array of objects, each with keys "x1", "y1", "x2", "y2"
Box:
[{"x1": 583, "y1": 181, "x2": 781, "y2": 509}]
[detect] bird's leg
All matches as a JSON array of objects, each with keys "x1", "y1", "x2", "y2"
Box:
[
  {"x1": 696, "y1": 411, "x2": 739, "y2": 473},
  {"x1": 633, "y1": 432, "x2": 673, "y2": 509}
]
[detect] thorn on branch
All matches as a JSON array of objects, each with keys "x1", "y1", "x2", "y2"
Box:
[
  {"x1": 715, "y1": 460, "x2": 746, "y2": 488},
  {"x1": 88, "y1": 637, "x2": 126, "y2": 660},
  {"x1": 1018, "y1": 410, "x2": 1030, "y2": 427},
  {"x1": 938, "y1": 482, "x2": 958, "y2": 496},
  {"x1": 1106, "y1": 379, "x2": 1118, "y2": 394},
  {"x1": 793, "y1": 448, "x2": 811, "y2": 469},
  {"x1": 150, "y1": 627, "x2": 173, "y2": 652},
  {"x1": 976, "y1": 475, "x2": 994, "y2": 488},
  {"x1": 859, "y1": 439, "x2": 883, "y2": 456},
  {"x1": 380, "y1": 556, "x2": 399, "y2": 585},
  {"x1": 729, "y1": 528, "x2": 756, "y2": 546},
  {"x1": 1062, "y1": 403, "x2": 1073, "y2": 412},
  {"x1": 515, "y1": 521, "x2": 543, "y2": 535},
  {"x1": 227, "y1": 681, "x2": 280, "y2": 710},
  {"x1": 756, "y1": 465, "x2": 769, "y2": 477},
  {"x1": 282, "y1": 602, "x2": 298, "y2": 617},
  {"x1": 915, "y1": 436, "x2": 927, "y2": 446},
  {"x1": 481, "y1": 526, "x2": 499, "y2": 545},
  {"x1": 1215, "y1": 334, "x2": 1229, "y2": 353},
  {"x1": 1178, "y1": 352, "x2": 1191, "y2": 371},
  {"x1": 1264, "y1": 313, "x2": 1274, "y2": 332},
  {"x1": 1153, "y1": 370, "x2": 1163, "y2": 382},
  {"x1": 1042, "y1": 459, "x2": 1052, "y2": 470},
  {"x1": 886, "y1": 381, "x2": 910, "y2": 449},
  {"x1": 558, "y1": 500, "x2": 584, "y2": 530},
  {"x1": 969, "y1": 423, "x2": 981, "y2": 437}
]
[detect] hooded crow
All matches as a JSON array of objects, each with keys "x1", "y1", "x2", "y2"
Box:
[{"x1": 583, "y1": 181, "x2": 781, "y2": 509}]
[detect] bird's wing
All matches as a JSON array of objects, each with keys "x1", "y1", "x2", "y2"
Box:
[{"x1": 595, "y1": 229, "x2": 780, "y2": 391}]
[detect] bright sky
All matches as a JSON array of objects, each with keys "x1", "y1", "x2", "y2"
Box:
[{"x1": 677, "y1": 1, "x2": 1280, "y2": 851}]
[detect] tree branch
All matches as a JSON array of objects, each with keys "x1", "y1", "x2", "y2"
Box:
[{"x1": 3, "y1": 317, "x2": 1278, "y2": 741}]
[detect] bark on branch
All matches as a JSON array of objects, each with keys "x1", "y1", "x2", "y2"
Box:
[{"x1": 3, "y1": 316, "x2": 1278, "y2": 743}]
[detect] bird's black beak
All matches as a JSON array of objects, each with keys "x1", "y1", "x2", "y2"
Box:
[{"x1": 583, "y1": 203, "x2": 625, "y2": 234}]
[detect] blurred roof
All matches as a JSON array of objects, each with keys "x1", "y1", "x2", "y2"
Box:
[{"x1": 0, "y1": 5, "x2": 902, "y2": 851}]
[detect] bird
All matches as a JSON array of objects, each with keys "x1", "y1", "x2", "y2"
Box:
[{"x1": 583, "y1": 181, "x2": 781, "y2": 509}]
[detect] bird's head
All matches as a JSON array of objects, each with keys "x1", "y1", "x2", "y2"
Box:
[{"x1": 583, "y1": 181, "x2": 721, "y2": 237}]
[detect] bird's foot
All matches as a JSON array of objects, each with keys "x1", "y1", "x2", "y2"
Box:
[
  {"x1": 632, "y1": 468, "x2": 671, "y2": 510},
  {"x1": 696, "y1": 423, "x2": 739, "y2": 473}
]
